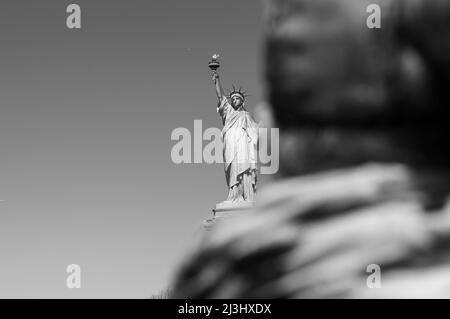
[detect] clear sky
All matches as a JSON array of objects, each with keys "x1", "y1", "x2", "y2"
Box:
[{"x1": 0, "y1": 0, "x2": 265, "y2": 298}]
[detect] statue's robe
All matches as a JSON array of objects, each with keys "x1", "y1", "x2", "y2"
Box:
[{"x1": 218, "y1": 96, "x2": 258, "y2": 198}]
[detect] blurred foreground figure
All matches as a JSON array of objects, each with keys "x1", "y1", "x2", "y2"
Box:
[{"x1": 172, "y1": 0, "x2": 450, "y2": 298}]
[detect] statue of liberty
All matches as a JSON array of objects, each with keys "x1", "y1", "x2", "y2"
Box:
[{"x1": 209, "y1": 55, "x2": 258, "y2": 204}]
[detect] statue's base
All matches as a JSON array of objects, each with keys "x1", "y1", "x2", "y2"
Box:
[{"x1": 204, "y1": 201, "x2": 255, "y2": 230}]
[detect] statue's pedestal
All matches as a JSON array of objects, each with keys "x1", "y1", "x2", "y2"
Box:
[{"x1": 204, "y1": 201, "x2": 255, "y2": 230}]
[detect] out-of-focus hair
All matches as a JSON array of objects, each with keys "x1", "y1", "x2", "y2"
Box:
[{"x1": 264, "y1": 0, "x2": 450, "y2": 167}]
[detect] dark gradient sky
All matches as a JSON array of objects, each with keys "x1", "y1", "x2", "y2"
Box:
[{"x1": 0, "y1": 0, "x2": 264, "y2": 298}]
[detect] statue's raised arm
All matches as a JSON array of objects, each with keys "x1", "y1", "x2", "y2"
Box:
[{"x1": 212, "y1": 72, "x2": 224, "y2": 102}]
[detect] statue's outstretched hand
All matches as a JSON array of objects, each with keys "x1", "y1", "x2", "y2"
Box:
[{"x1": 212, "y1": 72, "x2": 219, "y2": 84}]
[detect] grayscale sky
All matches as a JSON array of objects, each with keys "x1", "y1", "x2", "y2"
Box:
[{"x1": 0, "y1": 0, "x2": 265, "y2": 298}]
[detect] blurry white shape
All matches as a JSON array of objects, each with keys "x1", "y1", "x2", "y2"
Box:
[{"x1": 66, "y1": 264, "x2": 81, "y2": 289}]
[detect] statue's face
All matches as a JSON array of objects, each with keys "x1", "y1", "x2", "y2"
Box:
[{"x1": 231, "y1": 96, "x2": 244, "y2": 110}]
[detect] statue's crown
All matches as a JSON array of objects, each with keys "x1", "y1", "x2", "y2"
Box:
[{"x1": 228, "y1": 86, "x2": 249, "y2": 101}]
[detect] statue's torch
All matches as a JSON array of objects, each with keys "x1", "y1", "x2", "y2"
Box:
[{"x1": 208, "y1": 54, "x2": 221, "y2": 74}]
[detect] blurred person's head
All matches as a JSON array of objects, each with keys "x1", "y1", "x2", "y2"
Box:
[{"x1": 261, "y1": 0, "x2": 450, "y2": 176}]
